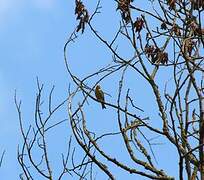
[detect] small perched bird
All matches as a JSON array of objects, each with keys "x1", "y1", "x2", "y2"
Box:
[{"x1": 95, "y1": 85, "x2": 106, "y2": 109}]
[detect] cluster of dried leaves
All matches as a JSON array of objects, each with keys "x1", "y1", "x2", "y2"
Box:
[
  {"x1": 182, "y1": 38, "x2": 196, "y2": 56},
  {"x1": 188, "y1": 19, "x2": 204, "y2": 36},
  {"x1": 117, "y1": 0, "x2": 145, "y2": 33},
  {"x1": 167, "y1": 0, "x2": 204, "y2": 10},
  {"x1": 172, "y1": 24, "x2": 181, "y2": 36},
  {"x1": 134, "y1": 17, "x2": 144, "y2": 33},
  {"x1": 116, "y1": 0, "x2": 134, "y2": 23},
  {"x1": 75, "y1": 0, "x2": 89, "y2": 33},
  {"x1": 145, "y1": 45, "x2": 168, "y2": 65},
  {"x1": 163, "y1": 19, "x2": 204, "y2": 38}
]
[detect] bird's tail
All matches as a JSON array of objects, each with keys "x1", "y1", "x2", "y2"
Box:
[{"x1": 101, "y1": 103, "x2": 106, "y2": 109}]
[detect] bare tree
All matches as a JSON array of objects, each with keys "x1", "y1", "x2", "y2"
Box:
[
  {"x1": 64, "y1": 0, "x2": 204, "y2": 179},
  {"x1": 16, "y1": 0, "x2": 204, "y2": 179},
  {"x1": 15, "y1": 79, "x2": 72, "y2": 180}
]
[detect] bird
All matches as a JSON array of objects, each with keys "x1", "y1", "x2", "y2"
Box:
[{"x1": 95, "y1": 85, "x2": 106, "y2": 109}]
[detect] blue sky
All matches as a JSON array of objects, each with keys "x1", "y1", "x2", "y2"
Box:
[
  {"x1": 0, "y1": 0, "x2": 73, "y2": 179},
  {"x1": 0, "y1": 0, "x2": 180, "y2": 179}
]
